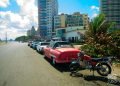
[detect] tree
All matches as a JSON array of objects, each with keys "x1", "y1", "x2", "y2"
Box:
[
  {"x1": 15, "y1": 36, "x2": 29, "y2": 42},
  {"x1": 110, "y1": 30, "x2": 120, "y2": 57},
  {"x1": 81, "y1": 13, "x2": 119, "y2": 58}
]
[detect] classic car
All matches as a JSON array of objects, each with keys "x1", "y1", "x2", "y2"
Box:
[
  {"x1": 36, "y1": 42, "x2": 49, "y2": 53},
  {"x1": 44, "y1": 41, "x2": 80, "y2": 65}
]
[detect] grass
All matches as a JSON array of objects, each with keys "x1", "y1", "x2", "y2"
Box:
[{"x1": 0, "y1": 41, "x2": 6, "y2": 46}]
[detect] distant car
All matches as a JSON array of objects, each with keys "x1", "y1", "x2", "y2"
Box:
[
  {"x1": 28, "y1": 41, "x2": 32, "y2": 46},
  {"x1": 44, "y1": 41, "x2": 80, "y2": 65},
  {"x1": 36, "y1": 42, "x2": 49, "y2": 54}
]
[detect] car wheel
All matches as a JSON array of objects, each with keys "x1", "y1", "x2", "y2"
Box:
[
  {"x1": 44, "y1": 55, "x2": 47, "y2": 59},
  {"x1": 51, "y1": 57, "x2": 57, "y2": 66}
]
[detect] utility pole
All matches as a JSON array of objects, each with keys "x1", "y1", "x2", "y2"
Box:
[{"x1": 5, "y1": 32, "x2": 7, "y2": 43}]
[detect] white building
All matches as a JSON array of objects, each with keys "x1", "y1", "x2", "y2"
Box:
[
  {"x1": 65, "y1": 26, "x2": 86, "y2": 42},
  {"x1": 56, "y1": 26, "x2": 86, "y2": 42}
]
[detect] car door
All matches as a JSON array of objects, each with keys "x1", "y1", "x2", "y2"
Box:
[
  {"x1": 37, "y1": 43, "x2": 41, "y2": 51},
  {"x1": 44, "y1": 45, "x2": 51, "y2": 58}
]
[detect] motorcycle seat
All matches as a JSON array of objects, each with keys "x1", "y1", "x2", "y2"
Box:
[{"x1": 91, "y1": 58, "x2": 108, "y2": 62}]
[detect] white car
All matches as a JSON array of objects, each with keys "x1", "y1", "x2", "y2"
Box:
[{"x1": 36, "y1": 42, "x2": 49, "y2": 54}]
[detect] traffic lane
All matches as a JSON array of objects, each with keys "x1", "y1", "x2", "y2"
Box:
[
  {"x1": 0, "y1": 43, "x2": 64, "y2": 86},
  {"x1": 0, "y1": 42, "x2": 109, "y2": 86}
]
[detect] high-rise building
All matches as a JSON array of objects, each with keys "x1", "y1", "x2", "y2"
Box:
[
  {"x1": 27, "y1": 26, "x2": 36, "y2": 36},
  {"x1": 100, "y1": 0, "x2": 120, "y2": 31},
  {"x1": 38, "y1": 0, "x2": 58, "y2": 39}
]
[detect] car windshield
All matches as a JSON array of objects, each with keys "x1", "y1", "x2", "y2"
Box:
[
  {"x1": 56, "y1": 42, "x2": 73, "y2": 48},
  {"x1": 41, "y1": 43, "x2": 49, "y2": 45},
  {"x1": 34, "y1": 42, "x2": 39, "y2": 44}
]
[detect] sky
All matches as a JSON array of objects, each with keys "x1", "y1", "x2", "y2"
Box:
[{"x1": 0, "y1": 0, "x2": 99, "y2": 40}]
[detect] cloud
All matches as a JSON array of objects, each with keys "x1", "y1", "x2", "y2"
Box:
[
  {"x1": 0, "y1": 0, "x2": 9, "y2": 7},
  {"x1": 0, "y1": 11, "x2": 33, "y2": 40},
  {"x1": 16, "y1": 0, "x2": 38, "y2": 25},
  {"x1": 90, "y1": 5, "x2": 99, "y2": 19},
  {"x1": 0, "y1": 0, "x2": 38, "y2": 40},
  {"x1": 91, "y1": 5, "x2": 99, "y2": 11},
  {"x1": 92, "y1": 13, "x2": 98, "y2": 18}
]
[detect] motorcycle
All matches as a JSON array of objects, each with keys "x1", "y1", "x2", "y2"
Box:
[{"x1": 69, "y1": 52, "x2": 115, "y2": 76}]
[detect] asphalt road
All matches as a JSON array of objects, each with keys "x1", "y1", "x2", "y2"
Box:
[{"x1": 0, "y1": 42, "x2": 116, "y2": 86}]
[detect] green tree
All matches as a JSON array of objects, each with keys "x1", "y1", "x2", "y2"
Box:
[
  {"x1": 110, "y1": 30, "x2": 120, "y2": 57},
  {"x1": 81, "y1": 13, "x2": 119, "y2": 58},
  {"x1": 15, "y1": 36, "x2": 29, "y2": 42}
]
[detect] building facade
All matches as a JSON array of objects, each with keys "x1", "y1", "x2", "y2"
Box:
[
  {"x1": 54, "y1": 12, "x2": 89, "y2": 30},
  {"x1": 56, "y1": 28, "x2": 66, "y2": 40},
  {"x1": 27, "y1": 26, "x2": 36, "y2": 36},
  {"x1": 54, "y1": 14, "x2": 67, "y2": 29},
  {"x1": 38, "y1": 0, "x2": 58, "y2": 39},
  {"x1": 65, "y1": 26, "x2": 86, "y2": 42},
  {"x1": 67, "y1": 12, "x2": 89, "y2": 30},
  {"x1": 100, "y1": 0, "x2": 120, "y2": 31},
  {"x1": 27, "y1": 30, "x2": 31, "y2": 36},
  {"x1": 56, "y1": 26, "x2": 86, "y2": 42}
]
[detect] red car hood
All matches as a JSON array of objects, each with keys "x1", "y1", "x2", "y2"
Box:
[{"x1": 55, "y1": 48, "x2": 80, "y2": 53}]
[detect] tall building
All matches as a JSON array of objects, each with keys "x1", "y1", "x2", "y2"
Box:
[
  {"x1": 38, "y1": 0, "x2": 58, "y2": 39},
  {"x1": 54, "y1": 12, "x2": 89, "y2": 30},
  {"x1": 27, "y1": 26, "x2": 36, "y2": 36},
  {"x1": 27, "y1": 30, "x2": 31, "y2": 36},
  {"x1": 100, "y1": 0, "x2": 120, "y2": 31}
]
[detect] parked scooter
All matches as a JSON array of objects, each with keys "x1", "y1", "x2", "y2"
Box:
[{"x1": 69, "y1": 52, "x2": 115, "y2": 76}]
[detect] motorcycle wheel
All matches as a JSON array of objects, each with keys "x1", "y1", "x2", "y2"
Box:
[
  {"x1": 97, "y1": 63, "x2": 111, "y2": 76},
  {"x1": 69, "y1": 63, "x2": 80, "y2": 72}
]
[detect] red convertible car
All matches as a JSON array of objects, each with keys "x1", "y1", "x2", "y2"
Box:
[{"x1": 44, "y1": 41, "x2": 80, "y2": 64}]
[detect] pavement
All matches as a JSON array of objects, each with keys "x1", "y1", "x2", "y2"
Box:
[{"x1": 0, "y1": 42, "x2": 119, "y2": 86}]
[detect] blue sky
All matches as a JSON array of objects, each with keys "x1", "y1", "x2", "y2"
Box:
[
  {"x1": 0, "y1": 0, "x2": 20, "y2": 13},
  {"x1": 1, "y1": 0, "x2": 100, "y2": 17},
  {"x1": 0, "y1": 0, "x2": 99, "y2": 39},
  {"x1": 58, "y1": 0, "x2": 99, "y2": 17}
]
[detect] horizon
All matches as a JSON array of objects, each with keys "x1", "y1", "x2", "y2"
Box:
[{"x1": 0, "y1": 0, "x2": 99, "y2": 40}]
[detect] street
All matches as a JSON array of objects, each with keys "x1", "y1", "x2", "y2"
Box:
[{"x1": 0, "y1": 42, "x2": 117, "y2": 86}]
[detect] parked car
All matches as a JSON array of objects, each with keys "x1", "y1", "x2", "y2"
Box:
[
  {"x1": 44, "y1": 41, "x2": 80, "y2": 65},
  {"x1": 32, "y1": 41, "x2": 40, "y2": 49},
  {"x1": 28, "y1": 41, "x2": 33, "y2": 46},
  {"x1": 36, "y1": 42, "x2": 49, "y2": 54}
]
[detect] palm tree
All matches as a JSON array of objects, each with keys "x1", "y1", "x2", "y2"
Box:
[
  {"x1": 87, "y1": 13, "x2": 114, "y2": 40},
  {"x1": 82, "y1": 13, "x2": 115, "y2": 57}
]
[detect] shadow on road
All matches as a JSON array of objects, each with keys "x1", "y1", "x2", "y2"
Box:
[
  {"x1": 71, "y1": 72, "x2": 120, "y2": 86},
  {"x1": 44, "y1": 56, "x2": 70, "y2": 72},
  {"x1": 43, "y1": 56, "x2": 120, "y2": 86}
]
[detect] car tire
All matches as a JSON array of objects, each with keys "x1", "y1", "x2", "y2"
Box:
[{"x1": 51, "y1": 57, "x2": 57, "y2": 66}]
